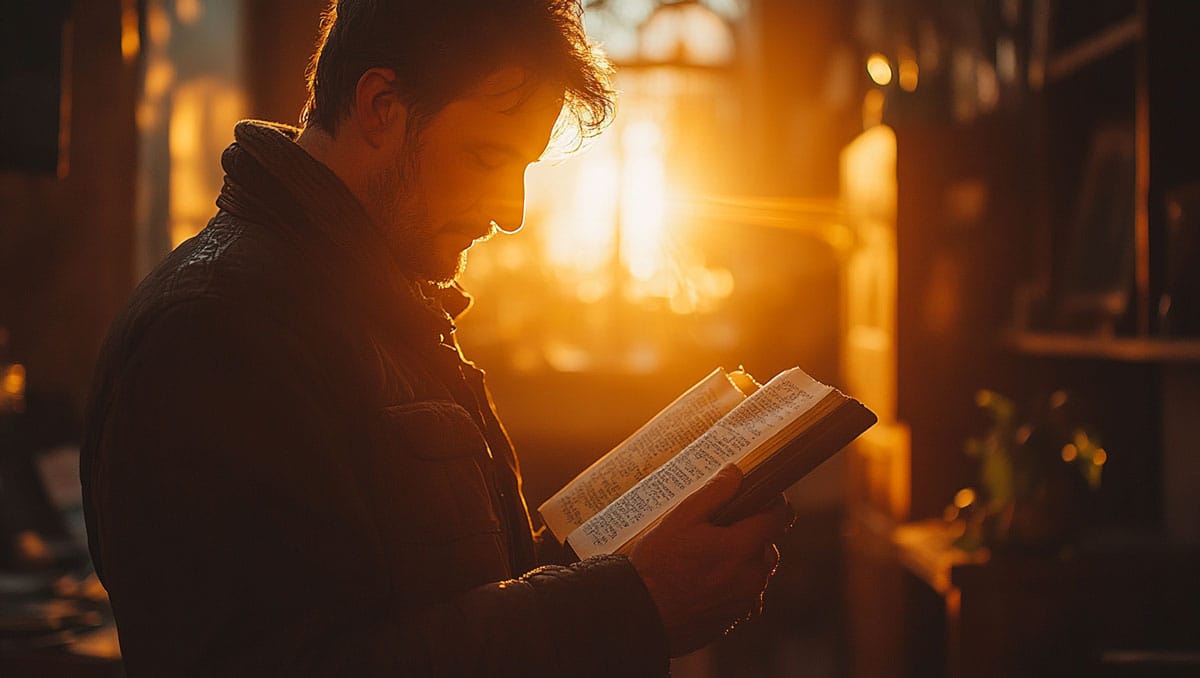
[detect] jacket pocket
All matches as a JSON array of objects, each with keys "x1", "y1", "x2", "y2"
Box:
[{"x1": 369, "y1": 401, "x2": 502, "y2": 543}]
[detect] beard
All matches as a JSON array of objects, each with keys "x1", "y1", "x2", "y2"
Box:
[{"x1": 366, "y1": 147, "x2": 470, "y2": 286}]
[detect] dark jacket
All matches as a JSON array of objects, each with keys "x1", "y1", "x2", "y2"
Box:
[{"x1": 80, "y1": 120, "x2": 668, "y2": 676}]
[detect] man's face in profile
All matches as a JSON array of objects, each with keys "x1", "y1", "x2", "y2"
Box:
[{"x1": 370, "y1": 68, "x2": 563, "y2": 284}]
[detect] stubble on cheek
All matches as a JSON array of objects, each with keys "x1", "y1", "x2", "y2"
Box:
[
  {"x1": 365, "y1": 162, "x2": 445, "y2": 282},
  {"x1": 364, "y1": 143, "x2": 478, "y2": 285}
]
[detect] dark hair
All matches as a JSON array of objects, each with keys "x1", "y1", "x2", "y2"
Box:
[{"x1": 301, "y1": 0, "x2": 615, "y2": 148}]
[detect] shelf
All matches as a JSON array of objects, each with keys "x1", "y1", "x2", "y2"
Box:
[
  {"x1": 1046, "y1": 14, "x2": 1143, "y2": 83},
  {"x1": 1005, "y1": 331, "x2": 1200, "y2": 363}
]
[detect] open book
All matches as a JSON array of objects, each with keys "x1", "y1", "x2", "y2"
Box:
[{"x1": 539, "y1": 367, "x2": 877, "y2": 560}]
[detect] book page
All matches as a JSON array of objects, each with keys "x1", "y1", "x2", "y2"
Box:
[
  {"x1": 539, "y1": 369, "x2": 749, "y2": 541},
  {"x1": 567, "y1": 368, "x2": 832, "y2": 559}
]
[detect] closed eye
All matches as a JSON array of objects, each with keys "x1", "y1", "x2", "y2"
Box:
[
  {"x1": 470, "y1": 150, "x2": 505, "y2": 171},
  {"x1": 469, "y1": 142, "x2": 532, "y2": 172}
]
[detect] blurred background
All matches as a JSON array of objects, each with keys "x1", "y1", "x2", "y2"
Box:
[{"x1": 2, "y1": 0, "x2": 1199, "y2": 675}]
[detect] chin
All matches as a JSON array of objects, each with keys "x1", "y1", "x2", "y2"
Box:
[
  {"x1": 393, "y1": 234, "x2": 469, "y2": 286},
  {"x1": 421, "y1": 251, "x2": 468, "y2": 287}
]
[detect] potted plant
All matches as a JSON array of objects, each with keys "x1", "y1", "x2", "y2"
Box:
[{"x1": 950, "y1": 389, "x2": 1105, "y2": 555}]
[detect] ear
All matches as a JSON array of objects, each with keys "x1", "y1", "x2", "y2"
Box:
[{"x1": 352, "y1": 67, "x2": 408, "y2": 148}]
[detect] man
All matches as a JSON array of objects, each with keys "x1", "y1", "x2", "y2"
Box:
[{"x1": 81, "y1": 0, "x2": 791, "y2": 674}]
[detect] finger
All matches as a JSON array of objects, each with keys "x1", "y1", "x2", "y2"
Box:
[
  {"x1": 763, "y1": 543, "x2": 780, "y2": 574},
  {"x1": 751, "y1": 548, "x2": 779, "y2": 617},
  {"x1": 730, "y1": 562, "x2": 772, "y2": 617},
  {"x1": 762, "y1": 495, "x2": 795, "y2": 535},
  {"x1": 662, "y1": 464, "x2": 743, "y2": 525}
]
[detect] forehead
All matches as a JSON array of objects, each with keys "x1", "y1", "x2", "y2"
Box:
[{"x1": 425, "y1": 68, "x2": 564, "y2": 160}]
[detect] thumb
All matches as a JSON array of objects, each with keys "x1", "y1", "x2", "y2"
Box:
[{"x1": 663, "y1": 464, "x2": 743, "y2": 525}]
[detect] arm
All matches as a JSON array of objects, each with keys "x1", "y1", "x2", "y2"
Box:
[{"x1": 87, "y1": 300, "x2": 666, "y2": 676}]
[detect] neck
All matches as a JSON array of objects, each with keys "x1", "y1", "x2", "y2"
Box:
[{"x1": 296, "y1": 125, "x2": 377, "y2": 219}]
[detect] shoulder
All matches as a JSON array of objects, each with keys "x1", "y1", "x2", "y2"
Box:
[
  {"x1": 130, "y1": 212, "x2": 312, "y2": 330},
  {"x1": 108, "y1": 211, "x2": 357, "y2": 372},
  {"x1": 86, "y1": 215, "x2": 346, "y2": 436}
]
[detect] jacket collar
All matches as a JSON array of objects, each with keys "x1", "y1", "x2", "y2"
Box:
[{"x1": 215, "y1": 120, "x2": 474, "y2": 340}]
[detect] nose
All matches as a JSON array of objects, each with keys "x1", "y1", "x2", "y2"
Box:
[{"x1": 486, "y1": 169, "x2": 527, "y2": 234}]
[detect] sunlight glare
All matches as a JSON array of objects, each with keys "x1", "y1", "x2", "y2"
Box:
[
  {"x1": 540, "y1": 143, "x2": 619, "y2": 278},
  {"x1": 640, "y1": 3, "x2": 736, "y2": 66},
  {"x1": 620, "y1": 119, "x2": 668, "y2": 283},
  {"x1": 841, "y1": 125, "x2": 897, "y2": 221}
]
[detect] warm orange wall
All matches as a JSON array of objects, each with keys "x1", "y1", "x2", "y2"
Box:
[
  {"x1": 0, "y1": 1, "x2": 138, "y2": 415},
  {"x1": 241, "y1": 0, "x2": 330, "y2": 125}
]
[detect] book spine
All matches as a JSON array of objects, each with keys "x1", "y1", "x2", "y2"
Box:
[{"x1": 712, "y1": 400, "x2": 876, "y2": 526}]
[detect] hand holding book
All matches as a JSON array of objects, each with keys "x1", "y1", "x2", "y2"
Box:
[
  {"x1": 540, "y1": 366, "x2": 874, "y2": 655},
  {"x1": 627, "y1": 464, "x2": 793, "y2": 657}
]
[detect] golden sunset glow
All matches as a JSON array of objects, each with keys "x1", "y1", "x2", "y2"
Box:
[
  {"x1": 898, "y1": 56, "x2": 919, "y2": 92},
  {"x1": 523, "y1": 105, "x2": 737, "y2": 320},
  {"x1": 639, "y1": 2, "x2": 736, "y2": 66},
  {"x1": 549, "y1": 147, "x2": 619, "y2": 281},
  {"x1": 2, "y1": 363, "x2": 25, "y2": 399},
  {"x1": 7, "y1": 3, "x2": 1190, "y2": 676},
  {"x1": 176, "y1": 0, "x2": 203, "y2": 25},
  {"x1": 121, "y1": 1, "x2": 141, "y2": 64},
  {"x1": 867, "y1": 53, "x2": 893, "y2": 86},
  {"x1": 620, "y1": 119, "x2": 669, "y2": 284},
  {"x1": 147, "y1": 2, "x2": 172, "y2": 46},
  {"x1": 169, "y1": 80, "x2": 245, "y2": 247},
  {"x1": 841, "y1": 125, "x2": 897, "y2": 222},
  {"x1": 953, "y1": 488, "x2": 976, "y2": 509}
]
